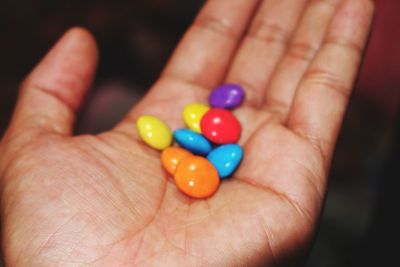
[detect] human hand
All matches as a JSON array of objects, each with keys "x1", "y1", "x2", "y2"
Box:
[{"x1": 0, "y1": 0, "x2": 374, "y2": 266}]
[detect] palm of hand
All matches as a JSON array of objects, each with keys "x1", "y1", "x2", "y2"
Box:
[
  {"x1": 0, "y1": 0, "x2": 373, "y2": 266},
  {"x1": 2, "y1": 112, "x2": 319, "y2": 266}
]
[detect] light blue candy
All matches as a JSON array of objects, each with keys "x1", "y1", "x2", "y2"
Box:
[
  {"x1": 207, "y1": 144, "x2": 243, "y2": 179},
  {"x1": 173, "y1": 129, "x2": 212, "y2": 156}
]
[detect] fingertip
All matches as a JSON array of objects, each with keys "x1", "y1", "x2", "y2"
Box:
[{"x1": 63, "y1": 26, "x2": 99, "y2": 62}]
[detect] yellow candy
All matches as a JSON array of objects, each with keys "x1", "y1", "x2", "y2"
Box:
[
  {"x1": 136, "y1": 115, "x2": 172, "y2": 150},
  {"x1": 183, "y1": 103, "x2": 210, "y2": 133}
]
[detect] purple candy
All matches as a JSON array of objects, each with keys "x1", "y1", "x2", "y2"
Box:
[{"x1": 209, "y1": 83, "x2": 245, "y2": 109}]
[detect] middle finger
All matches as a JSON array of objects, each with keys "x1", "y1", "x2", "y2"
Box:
[{"x1": 225, "y1": 0, "x2": 309, "y2": 107}]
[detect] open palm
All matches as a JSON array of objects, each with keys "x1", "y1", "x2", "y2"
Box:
[{"x1": 0, "y1": 0, "x2": 374, "y2": 266}]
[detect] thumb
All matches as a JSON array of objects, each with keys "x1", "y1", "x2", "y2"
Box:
[{"x1": 8, "y1": 27, "x2": 98, "y2": 138}]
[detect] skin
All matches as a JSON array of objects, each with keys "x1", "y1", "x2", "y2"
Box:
[{"x1": 0, "y1": 0, "x2": 374, "y2": 266}]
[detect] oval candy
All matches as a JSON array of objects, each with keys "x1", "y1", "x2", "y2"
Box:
[
  {"x1": 183, "y1": 103, "x2": 210, "y2": 133},
  {"x1": 209, "y1": 83, "x2": 245, "y2": 109},
  {"x1": 200, "y1": 108, "x2": 241, "y2": 144},
  {"x1": 207, "y1": 144, "x2": 243, "y2": 179},
  {"x1": 173, "y1": 129, "x2": 213, "y2": 156},
  {"x1": 174, "y1": 156, "x2": 220, "y2": 198},
  {"x1": 161, "y1": 147, "x2": 193, "y2": 175},
  {"x1": 136, "y1": 115, "x2": 172, "y2": 150}
]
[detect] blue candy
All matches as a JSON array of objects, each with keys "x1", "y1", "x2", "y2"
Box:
[
  {"x1": 173, "y1": 129, "x2": 212, "y2": 156},
  {"x1": 207, "y1": 144, "x2": 243, "y2": 179}
]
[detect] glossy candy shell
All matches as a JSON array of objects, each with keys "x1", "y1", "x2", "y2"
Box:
[
  {"x1": 161, "y1": 147, "x2": 193, "y2": 175},
  {"x1": 200, "y1": 108, "x2": 241, "y2": 144},
  {"x1": 183, "y1": 103, "x2": 210, "y2": 133},
  {"x1": 207, "y1": 144, "x2": 243, "y2": 178},
  {"x1": 136, "y1": 115, "x2": 172, "y2": 150},
  {"x1": 174, "y1": 156, "x2": 220, "y2": 198},
  {"x1": 209, "y1": 83, "x2": 244, "y2": 109},
  {"x1": 173, "y1": 129, "x2": 213, "y2": 155}
]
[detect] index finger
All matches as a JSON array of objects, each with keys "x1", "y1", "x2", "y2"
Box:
[
  {"x1": 161, "y1": 0, "x2": 261, "y2": 88},
  {"x1": 116, "y1": 0, "x2": 260, "y2": 132}
]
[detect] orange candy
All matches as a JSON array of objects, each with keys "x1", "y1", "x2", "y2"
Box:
[
  {"x1": 174, "y1": 156, "x2": 220, "y2": 199},
  {"x1": 161, "y1": 147, "x2": 193, "y2": 175}
]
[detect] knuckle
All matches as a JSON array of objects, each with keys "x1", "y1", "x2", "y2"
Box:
[
  {"x1": 247, "y1": 20, "x2": 289, "y2": 45},
  {"x1": 194, "y1": 14, "x2": 239, "y2": 39},
  {"x1": 310, "y1": 0, "x2": 339, "y2": 9},
  {"x1": 325, "y1": 36, "x2": 364, "y2": 55},
  {"x1": 303, "y1": 68, "x2": 351, "y2": 98},
  {"x1": 287, "y1": 42, "x2": 318, "y2": 62}
]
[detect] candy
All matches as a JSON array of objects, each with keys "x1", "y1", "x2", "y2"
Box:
[
  {"x1": 136, "y1": 115, "x2": 172, "y2": 150},
  {"x1": 161, "y1": 147, "x2": 193, "y2": 175},
  {"x1": 207, "y1": 144, "x2": 243, "y2": 179},
  {"x1": 137, "y1": 82, "x2": 246, "y2": 199},
  {"x1": 200, "y1": 108, "x2": 241, "y2": 144},
  {"x1": 209, "y1": 83, "x2": 244, "y2": 109},
  {"x1": 173, "y1": 129, "x2": 213, "y2": 155},
  {"x1": 183, "y1": 103, "x2": 210, "y2": 133},
  {"x1": 174, "y1": 156, "x2": 220, "y2": 198}
]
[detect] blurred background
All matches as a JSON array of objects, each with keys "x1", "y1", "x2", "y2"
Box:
[{"x1": 0, "y1": 0, "x2": 398, "y2": 266}]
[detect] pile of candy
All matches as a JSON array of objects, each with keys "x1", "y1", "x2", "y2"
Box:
[{"x1": 136, "y1": 84, "x2": 244, "y2": 198}]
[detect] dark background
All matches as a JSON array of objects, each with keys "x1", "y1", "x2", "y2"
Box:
[{"x1": 0, "y1": 0, "x2": 399, "y2": 266}]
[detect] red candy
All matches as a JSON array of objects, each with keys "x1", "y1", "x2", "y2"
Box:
[{"x1": 200, "y1": 108, "x2": 241, "y2": 144}]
